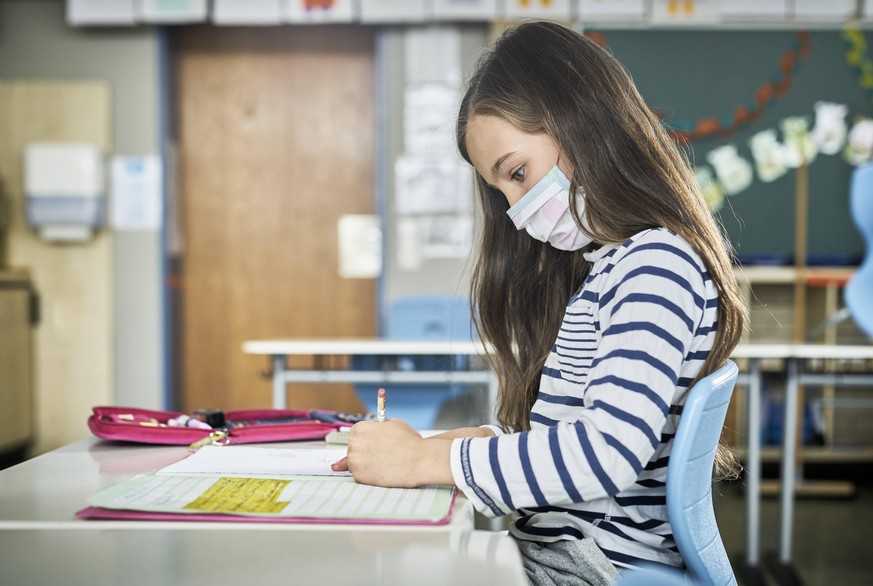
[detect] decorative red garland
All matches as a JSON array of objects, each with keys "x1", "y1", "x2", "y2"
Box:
[{"x1": 585, "y1": 31, "x2": 811, "y2": 144}]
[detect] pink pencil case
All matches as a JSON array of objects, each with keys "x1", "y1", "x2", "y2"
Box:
[{"x1": 88, "y1": 405, "x2": 353, "y2": 446}]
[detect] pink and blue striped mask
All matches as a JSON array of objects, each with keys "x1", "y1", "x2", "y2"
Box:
[{"x1": 506, "y1": 165, "x2": 593, "y2": 251}]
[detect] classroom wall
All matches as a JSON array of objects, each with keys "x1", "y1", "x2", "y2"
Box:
[
  {"x1": 604, "y1": 29, "x2": 868, "y2": 263},
  {"x1": 2, "y1": 4, "x2": 868, "y2": 453},
  {"x1": 384, "y1": 25, "x2": 871, "y2": 315},
  {"x1": 0, "y1": 0, "x2": 164, "y2": 451},
  {"x1": 381, "y1": 25, "x2": 488, "y2": 314}
]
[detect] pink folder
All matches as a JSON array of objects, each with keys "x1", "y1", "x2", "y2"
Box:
[{"x1": 76, "y1": 488, "x2": 457, "y2": 526}]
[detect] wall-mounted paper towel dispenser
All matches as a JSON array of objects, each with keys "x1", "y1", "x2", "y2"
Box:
[{"x1": 24, "y1": 143, "x2": 105, "y2": 242}]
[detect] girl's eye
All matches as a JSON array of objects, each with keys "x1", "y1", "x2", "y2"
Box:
[{"x1": 510, "y1": 166, "x2": 526, "y2": 182}]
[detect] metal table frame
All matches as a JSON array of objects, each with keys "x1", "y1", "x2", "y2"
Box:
[{"x1": 243, "y1": 339, "x2": 499, "y2": 424}]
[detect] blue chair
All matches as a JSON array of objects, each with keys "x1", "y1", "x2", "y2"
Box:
[
  {"x1": 353, "y1": 296, "x2": 476, "y2": 429},
  {"x1": 668, "y1": 359, "x2": 739, "y2": 585},
  {"x1": 845, "y1": 163, "x2": 873, "y2": 338},
  {"x1": 806, "y1": 164, "x2": 873, "y2": 341},
  {"x1": 618, "y1": 360, "x2": 739, "y2": 586}
]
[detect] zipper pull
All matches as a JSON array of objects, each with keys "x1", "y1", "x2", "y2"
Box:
[{"x1": 188, "y1": 430, "x2": 230, "y2": 452}]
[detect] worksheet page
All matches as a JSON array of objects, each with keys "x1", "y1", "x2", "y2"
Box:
[
  {"x1": 87, "y1": 474, "x2": 455, "y2": 523},
  {"x1": 156, "y1": 445, "x2": 351, "y2": 478}
]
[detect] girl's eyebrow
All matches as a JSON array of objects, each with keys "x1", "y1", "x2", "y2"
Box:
[{"x1": 491, "y1": 151, "x2": 517, "y2": 177}]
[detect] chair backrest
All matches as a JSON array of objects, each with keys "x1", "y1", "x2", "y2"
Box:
[
  {"x1": 667, "y1": 359, "x2": 739, "y2": 586},
  {"x1": 387, "y1": 295, "x2": 476, "y2": 341},
  {"x1": 846, "y1": 163, "x2": 873, "y2": 338}
]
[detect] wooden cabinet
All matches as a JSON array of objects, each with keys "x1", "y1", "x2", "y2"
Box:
[{"x1": 0, "y1": 271, "x2": 35, "y2": 458}]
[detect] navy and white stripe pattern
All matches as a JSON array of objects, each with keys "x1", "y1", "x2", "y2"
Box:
[{"x1": 450, "y1": 228, "x2": 718, "y2": 570}]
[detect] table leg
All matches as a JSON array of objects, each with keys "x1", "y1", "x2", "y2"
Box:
[
  {"x1": 273, "y1": 354, "x2": 287, "y2": 409},
  {"x1": 758, "y1": 358, "x2": 806, "y2": 586},
  {"x1": 735, "y1": 360, "x2": 770, "y2": 586},
  {"x1": 746, "y1": 358, "x2": 762, "y2": 566},
  {"x1": 780, "y1": 358, "x2": 799, "y2": 565}
]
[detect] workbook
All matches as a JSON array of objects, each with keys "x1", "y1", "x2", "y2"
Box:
[{"x1": 77, "y1": 445, "x2": 456, "y2": 525}]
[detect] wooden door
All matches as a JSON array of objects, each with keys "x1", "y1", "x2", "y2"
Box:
[{"x1": 175, "y1": 26, "x2": 376, "y2": 412}]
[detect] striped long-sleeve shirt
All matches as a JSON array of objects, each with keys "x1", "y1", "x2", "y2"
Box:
[{"x1": 450, "y1": 227, "x2": 718, "y2": 570}]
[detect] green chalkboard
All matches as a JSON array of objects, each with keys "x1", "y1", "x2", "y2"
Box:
[{"x1": 602, "y1": 30, "x2": 869, "y2": 265}]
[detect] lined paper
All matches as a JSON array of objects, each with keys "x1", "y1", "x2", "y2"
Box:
[{"x1": 87, "y1": 474, "x2": 455, "y2": 522}]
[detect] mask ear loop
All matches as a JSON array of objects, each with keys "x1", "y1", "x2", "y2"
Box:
[{"x1": 561, "y1": 154, "x2": 589, "y2": 239}]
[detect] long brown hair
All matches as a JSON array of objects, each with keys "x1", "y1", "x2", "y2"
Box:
[{"x1": 457, "y1": 21, "x2": 746, "y2": 479}]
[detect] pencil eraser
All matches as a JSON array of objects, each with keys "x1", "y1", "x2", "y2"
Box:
[{"x1": 378, "y1": 388, "x2": 386, "y2": 398}]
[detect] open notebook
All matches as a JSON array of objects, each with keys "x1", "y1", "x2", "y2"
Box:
[{"x1": 77, "y1": 445, "x2": 456, "y2": 526}]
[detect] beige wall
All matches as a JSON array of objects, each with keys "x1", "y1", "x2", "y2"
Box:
[
  {"x1": 0, "y1": 1, "x2": 164, "y2": 453},
  {"x1": 0, "y1": 81, "x2": 112, "y2": 453}
]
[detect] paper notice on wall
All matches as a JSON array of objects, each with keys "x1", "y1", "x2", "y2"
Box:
[
  {"x1": 67, "y1": 0, "x2": 137, "y2": 25},
  {"x1": 578, "y1": 0, "x2": 646, "y2": 21},
  {"x1": 404, "y1": 27, "x2": 462, "y2": 85},
  {"x1": 395, "y1": 155, "x2": 472, "y2": 216},
  {"x1": 139, "y1": 0, "x2": 207, "y2": 23},
  {"x1": 338, "y1": 214, "x2": 382, "y2": 279},
  {"x1": 403, "y1": 83, "x2": 460, "y2": 157},
  {"x1": 397, "y1": 218, "x2": 423, "y2": 270},
  {"x1": 503, "y1": 0, "x2": 572, "y2": 19},
  {"x1": 212, "y1": 0, "x2": 282, "y2": 24},
  {"x1": 431, "y1": 0, "x2": 498, "y2": 21},
  {"x1": 285, "y1": 0, "x2": 355, "y2": 23},
  {"x1": 360, "y1": 0, "x2": 429, "y2": 23},
  {"x1": 420, "y1": 215, "x2": 473, "y2": 259},
  {"x1": 718, "y1": 0, "x2": 787, "y2": 19},
  {"x1": 109, "y1": 155, "x2": 163, "y2": 231},
  {"x1": 650, "y1": 0, "x2": 719, "y2": 24}
]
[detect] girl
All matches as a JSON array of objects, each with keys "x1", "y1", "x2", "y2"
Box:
[{"x1": 333, "y1": 21, "x2": 746, "y2": 585}]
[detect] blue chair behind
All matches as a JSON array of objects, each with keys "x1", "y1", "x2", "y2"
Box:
[
  {"x1": 354, "y1": 296, "x2": 476, "y2": 429},
  {"x1": 846, "y1": 163, "x2": 873, "y2": 338},
  {"x1": 617, "y1": 360, "x2": 739, "y2": 586}
]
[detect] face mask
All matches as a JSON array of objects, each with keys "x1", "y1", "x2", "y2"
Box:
[{"x1": 505, "y1": 165, "x2": 593, "y2": 251}]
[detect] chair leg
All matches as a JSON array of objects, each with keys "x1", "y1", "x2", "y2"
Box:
[
  {"x1": 763, "y1": 551, "x2": 804, "y2": 586},
  {"x1": 805, "y1": 307, "x2": 850, "y2": 342},
  {"x1": 731, "y1": 552, "x2": 769, "y2": 586}
]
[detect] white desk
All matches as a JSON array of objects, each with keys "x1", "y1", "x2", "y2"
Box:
[
  {"x1": 0, "y1": 527, "x2": 524, "y2": 586},
  {"x1": 245, "y1": 338, "x2": 873, "y2": 580},
  {"x1": 0, "y1": 437, "x2": 473, "y2": 531},
  {"x1": 732, "y1": 343, "x2": 873, "y2": 582},
  {"x1": 0, "y1": 437, "x2": 527, "y2": 585},
  {"x1": 242, "y1": 339, "x2": 499, "y2": 423}
]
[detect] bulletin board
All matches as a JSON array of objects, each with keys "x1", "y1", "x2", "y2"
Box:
[{"x1": 599, "y1": 29, "x2": 871, "y2": 265}]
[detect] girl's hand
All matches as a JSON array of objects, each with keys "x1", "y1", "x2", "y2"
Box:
[{"x1": 330, "y1": 419, "x2": 454, "y2": 488}]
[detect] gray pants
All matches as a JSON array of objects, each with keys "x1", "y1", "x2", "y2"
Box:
[{"x1": 515, "y1": 537, "x2": 621, "y2": 586}]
